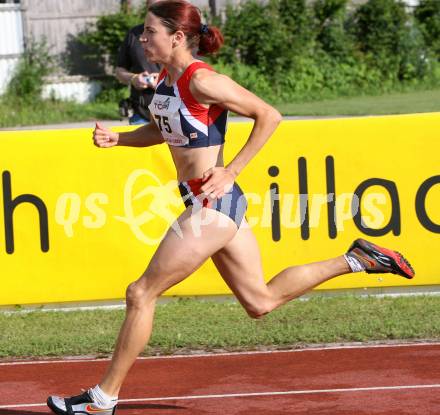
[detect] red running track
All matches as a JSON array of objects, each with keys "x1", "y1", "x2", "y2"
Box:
[{"x1": 0, "y1": 343, "x2": 439, "y2": 414}]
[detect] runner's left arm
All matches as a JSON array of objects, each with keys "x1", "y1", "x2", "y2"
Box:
[{"x1": 190, "y1": 70, "x2": 282, "y2": 197}]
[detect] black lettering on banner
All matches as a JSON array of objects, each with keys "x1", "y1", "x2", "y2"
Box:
[
  {"x1": 352, "y1": 178, "x2": 401, "y2": 237},
  {"x1": 154, "y1": 115, "x2": 172, "y2": 133},
  {"x1": 298, "y1": 157, "x2": 310, "y2": 240},
  {"x1": 268, "y1": 166, "x2": 280, "y2": 242},
  {"x1": 326, "y1": 156, "x2": 337, "y2": 239},
  {"x1": 2, "y1": 171, "x2": 49, "y2": 254},
  {"x1": 415, "y1": 175, "x2": 440, "y2": 233}
]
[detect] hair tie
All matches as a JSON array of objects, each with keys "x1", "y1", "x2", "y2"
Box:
[{"x1": 200, "y1": 24, "x2": 209, "y2": 35}]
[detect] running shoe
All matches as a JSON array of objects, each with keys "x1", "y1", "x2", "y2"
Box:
[
  {"x1": 47, "y1": 390, "x2": 117, "y2": 415},
  {"x1": 346, "y1": 238, "x2": 415, "y2": 279}
]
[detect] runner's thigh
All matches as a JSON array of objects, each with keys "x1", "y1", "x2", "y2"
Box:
[
  {"x1": 139, "y1": 207, "x2": 238, "y2": 297},
  {"x1": 211, "y1": 219, "x2": 271, "y2": 312}
]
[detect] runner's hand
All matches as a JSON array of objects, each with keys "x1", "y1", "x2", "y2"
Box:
[
  {"x1": 93, "y1": 122, "x2": 119, "y2": 148},
  {"x1": 201, "y1": 167, "x2": 236, "y2": 199}
]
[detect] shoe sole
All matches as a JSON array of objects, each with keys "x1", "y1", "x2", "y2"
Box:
[
  {"x1": 47, "y1": 397, "x2": 117, "y2": 415},
  {"x1": 351, "y1": 238, "x2": 415, "y2": 279},
  {"x1": 47, "y1": 397, "x2": 67, "y2": 415}
]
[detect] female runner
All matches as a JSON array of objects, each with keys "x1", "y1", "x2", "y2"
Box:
[{"x1": 48, "y1": 1, "x2": 414, "y2": 414}]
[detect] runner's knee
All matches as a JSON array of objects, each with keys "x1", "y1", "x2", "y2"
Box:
[
  {"x1": 245, "y1": 301, "x2": 273, "y2": 319},
  {"x1": 125, "y1": 280, "x2": 155, "y2": 309}
]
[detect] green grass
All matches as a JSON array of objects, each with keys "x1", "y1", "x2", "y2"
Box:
[
  {"x1": 276, "y1": 87, "x2": 440, "y2": 116},
  {"x1": 1, "y1": 87, "x2": 440, "y2": 128},
  {"x1": 1, "y1": 296, "x2": 439, "y2": 359},
  {"x1": 0, "y1": 99, "x2": 119, "y2": 128}
]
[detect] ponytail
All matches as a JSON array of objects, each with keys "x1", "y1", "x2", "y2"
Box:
[{"x1": 198, "y1": 24, "x2": 224, "y2": 56}]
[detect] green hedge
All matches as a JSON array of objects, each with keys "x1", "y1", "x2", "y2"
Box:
[
  {"x1": 78, "y1": 6, "x2": 146, "y2": 67},
  {"x1": 58, "y1": 0, "x2": 440, "y2": 103},
  {"x1": 5, "y1": 39, "x2": 54, "y2": 103},
  {"x1": 208, "y1": 0, "x2": 440, "y2": 102},
  {"x1": 415, "y1": 0, "x2": 440, "y2": 59}
]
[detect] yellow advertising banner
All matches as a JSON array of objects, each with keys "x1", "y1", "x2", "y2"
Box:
[{"x1": 0, "y1": 113, "x2": 439, "y2": 306}]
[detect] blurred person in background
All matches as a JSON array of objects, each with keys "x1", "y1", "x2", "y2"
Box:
[{"x1": 115, "y1": 0, "x2": 161, "y2": 124}]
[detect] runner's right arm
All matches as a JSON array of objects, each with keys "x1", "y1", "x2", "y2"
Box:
[{"x1": 93, "y1": 121, "x2": 164, "y2": 148}]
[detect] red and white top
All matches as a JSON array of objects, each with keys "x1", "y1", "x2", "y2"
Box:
[{"x1": 148, "y1": 61, "x2": 228, "y2": 147}]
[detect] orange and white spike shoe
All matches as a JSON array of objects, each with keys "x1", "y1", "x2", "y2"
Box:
[
  {"x1": 47, "y1": 390, "x2": 117, "y2": 415},
  {"x1": 346, "y1": 238, "x2": 415, "y2": 279}
]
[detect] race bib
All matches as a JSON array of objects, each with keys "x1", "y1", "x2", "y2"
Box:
[{"x1": 148, "y1": 94, "x2": 189, "y2": 146}]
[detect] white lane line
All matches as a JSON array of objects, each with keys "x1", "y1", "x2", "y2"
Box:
[
  {"x1": 1, "y1": 342, "x2": 439, "y2": 366},
  {"x1": 1, "y1": 384, "x2": 440, "y2": 409}
]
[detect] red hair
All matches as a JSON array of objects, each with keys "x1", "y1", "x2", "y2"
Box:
[{"x1": 148, "y1": 0, "x2": 224, "y2": 55}]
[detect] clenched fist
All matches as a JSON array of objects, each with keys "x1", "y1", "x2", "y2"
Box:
[{"x1": 93, "y1": 122, "x2": 119, "y2": 148}]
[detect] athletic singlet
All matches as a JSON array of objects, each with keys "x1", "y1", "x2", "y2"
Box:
[{"x1": 148, "y1": 61, "x2": 228, "y2": 148}]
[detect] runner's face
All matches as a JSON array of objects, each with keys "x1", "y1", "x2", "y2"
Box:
[{"x1": 140, "y1": 13, "x2": 174, "y2": 64}]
